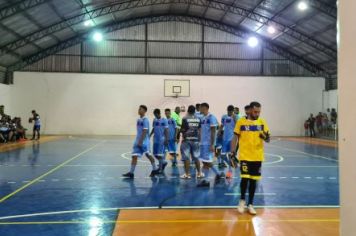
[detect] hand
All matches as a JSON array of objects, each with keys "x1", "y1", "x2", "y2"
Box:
[
  {"x1": 164, "y1": 140, "x2": 168, "y2": 146},
  {"x1": 137, "y1": 142, "x2": 143, "y2": 148}
]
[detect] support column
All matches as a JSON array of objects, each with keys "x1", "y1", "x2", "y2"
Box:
[{"x1": 339, "y1": 0, "x2": 356, "y2": 235}]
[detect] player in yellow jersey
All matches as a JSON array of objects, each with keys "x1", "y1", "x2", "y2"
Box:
[{"x1": 231, "y1": 101, "x2": 270, "y2": 215}]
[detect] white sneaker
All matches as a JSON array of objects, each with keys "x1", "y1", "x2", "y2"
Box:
[
  {"x1": 197, "y1": 172, "x2": 205, "y2": 178},
  {"x1": 248, "y1": 204, "x2": 257, "y2": 215},
  {"x1": 180, "y1": 174, "x2": 191, "y2": 179},
  {"x1": 237, "y1": 200, "x2": 246, "y2": 214}
]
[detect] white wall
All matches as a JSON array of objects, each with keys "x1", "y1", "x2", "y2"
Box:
[
  {"x1": 10, "y1": 72, "x2": 324, "y2": 136},
  {"x1": 323, "y1": 89, "x2": 338, "y2": 112},
  {"x1": 0, "y1": 83, "x2": 11, "y2": 115},
  {"x1": 340, "y1": 0, "x2": 356, "y2": 234}
]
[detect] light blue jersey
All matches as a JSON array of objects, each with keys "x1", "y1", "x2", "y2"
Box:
[
  {"x1": 221, "y1": 114, "x2": 236, "y2": 142},
  {"x1": 167, "y1": 118, "x2": 177, "y2": 141},
  {"x1": 200, "y1": 113, "x2": 218, "y2": 146},
  {"x1": 195, "y1": 111, "x2": 204, "y2": 120},
  {"x1": 153, "y1": 118, "x2": 169, "y2": 143},
  {"x1": 134, "y1": 117, "x2": 150, "y2": 147}
]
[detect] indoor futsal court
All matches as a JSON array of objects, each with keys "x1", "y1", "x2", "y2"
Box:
[{"x1": 0, "y1": 0, "x2": 355, "y2": 235}]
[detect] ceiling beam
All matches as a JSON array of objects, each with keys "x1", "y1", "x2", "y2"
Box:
[
  {"x1": 7, "y1": 14, "x2": 330, "y2": 79},
  {"x1": 0, "y1": 0, "x2": 337, "y2": 61}
]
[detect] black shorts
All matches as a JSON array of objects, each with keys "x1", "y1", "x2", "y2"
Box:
[{"x1": 240, "y1": 161, "x2": 262, "y2": 180}]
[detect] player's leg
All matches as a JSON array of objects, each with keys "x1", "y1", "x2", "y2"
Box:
[
  {"x1": 36, "y1": 126, "x2": 40, "y2": 140},
  {"x1": 197, "y1": 145, "x2": 212, "y2": 187},
  {"x1": 154, "y1": 143, "x2": 167, "y2": 174},
  {"x1": 169, "y1": 140, "x2": 178, "y2": 167},
  {"x1": 191, "y1": 142, "x2": 203, "y2": 178},
  {"x1": 180, "y1": 141, "x2": 191, "y2": 179},
  {"x1": 246, "y1": 162, "x2": 262, "y2": 215},
  {"x1": 123, "y1": 145, "x2": 141, "y2": 178},
  {"x1": 237, "y1": 161, "x2": 249, "y2": 213}
]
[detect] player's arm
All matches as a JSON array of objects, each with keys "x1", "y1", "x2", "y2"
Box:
[
  {"x1": 231, "y1": 120, "x2": 241, "y2": 153},
  {"x1": 149, "y1": 121, "x2": 154, "y2": 138},
  {"x1": 138, "y1": 129, "x2": 147, "y2": 147},
  {"x1": 164, "y1": 120, "x2": 169, "y2": 145},
  {"x1": 260, "y1": 120, "x2": 271, "y2": 143},
  {"x1": 210, "y1": 125, "x2": 216, "y2": 152}
]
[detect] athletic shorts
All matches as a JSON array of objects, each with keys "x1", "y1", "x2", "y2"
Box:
[
  {"x1": 34, "y1": 125, "x2": 41, "y2": 131},
  {"x1": 153, "y1": 142, "x2": 166, "y2": 157},
  {"x1": 221, "y1": 139, "x2": 232, "y2": 155},
  {"x1": 132, "y1": 144, "x2": 151, "y2": 158},
  {"x1": 167, "y1": 140, "x2": 177, "y2": 154},
  {"x1": 240, "y1": 161, "x2": 262, "y2": 180},
  {"x1": 181, "y1": 141, "x2": 200, "y2": 161},
  {"x1": 215, "y1": 135, "x2": 223, "y2": 149},
  {"x1": 200, "y1": 144, "x2": 214, "y2": 163}
]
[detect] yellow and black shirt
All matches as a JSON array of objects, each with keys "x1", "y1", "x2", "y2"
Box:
[{"x1": 234, "y1": 117, "x2": 270, "y2": 162}]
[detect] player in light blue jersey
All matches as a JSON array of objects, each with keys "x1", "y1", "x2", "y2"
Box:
[
  {"x1": 123, "y1": 105, "x2": 160, "y2": 179},
  {"x1": 165, "y1": 108, "x2": 179, "y2": 166},
  {"x1": 150, "y1": 109, "x2": 169, "y2": 174},
  {"x1": 197, "y1": 103, "x2": 224, "y2": 187},
  {"x1": 234, "y1": 107, "x2": 242, "y2": 121},
  {"x1": 219, "y1": 105, "x2": 237, "y2": 178}
]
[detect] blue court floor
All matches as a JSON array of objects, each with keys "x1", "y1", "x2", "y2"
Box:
[{"x1": 0, "y1": 136, "x2": 339, "y2": 235}]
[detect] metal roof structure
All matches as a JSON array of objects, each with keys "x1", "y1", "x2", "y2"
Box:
[{"x1": 0, "y1": 0, "x2": 337, "y2": 88}]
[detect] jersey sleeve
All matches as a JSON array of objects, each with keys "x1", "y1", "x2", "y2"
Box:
[
  {"x1": 210, "y1": 115, "x2": 218, "y2": 127},
  {"x1": 234, "y1": 119, "x2": 242, "y2": 135},
  {"x1": 143, "y1": 118, "x2": 149, "y2": 130}
]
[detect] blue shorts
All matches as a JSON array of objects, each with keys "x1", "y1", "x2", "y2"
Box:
[
  {"x1": 167, "y1": 140, "x2": 177, "y2": 154},
  {"x1": 34, "y1": 125, "x2": 41, "y2": 130},
  {"x1": 221, "y1": 139, "x2": 232, "y2": 155},
  {"x1": 132, "y1": 144, "x2": 151, "y2": 157},
  {"x1": 181, "y1": 141, "x2": 200, "y2": 161},
  {"x1": 215, "y1": 135, "x2": 223, "y2": 149},
  {"x1": 200, "y1": 145, "x2": 214, "y2": 163},
  {"x1": 153, "y1": 142, "x2": 166, "y2": 157}
]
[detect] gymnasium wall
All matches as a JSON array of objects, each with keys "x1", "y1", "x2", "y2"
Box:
[
  {"x1": 323, "y1": 89, "x2": 338, "y2": 112},
  {"x1": 10, "y1": 72, "x2": 325, "y2": 136},
  {"x1": 0, "y1": 83, "x2": 11, "y2": 115}
]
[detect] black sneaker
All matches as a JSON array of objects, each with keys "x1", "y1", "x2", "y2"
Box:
[
  {"x1": 122, "y1": 172, "x2": 134, "y2": 179},
  {"x1": 149, "y1": 169, "x2": 160, "y2": 177},
  {"x1": 162, "y1": 162, "x2": 168, "y2": 172},
  {"x1": 215, "y1": 173, "x2": 225, "y2": 182},
  {"x1": 197, "y1": 180, "x2": 210, "y2": 187}
]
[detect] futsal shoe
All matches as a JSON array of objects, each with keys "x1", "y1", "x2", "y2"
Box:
[
  {"x1": 197, "y1": 180, "x2": 210, "y2": 187},
  {"x1": 237, "y1": 200, "x2": 246, "y2": 214},
  {"x1": 149, "y1": 169, "x2": 160, "y2": 177},
  {"x1": 180, "y1": 174, "x2": 191, "y2": 179},
  {"x1": 122, "y1": 172, "x2": 134, "y2": 179},
  {"x1": 248, "y1": 205, "x2": 257, "y2": 215},
  {"x1": 226, "y1": 171, "x2": 233, "y2": 179},
  {"x1": 215, "y1": 172, "x2": 225, "y2": 182},
  {"x1": 197, "y1": 172, "x2": 205, "y2": 178}
]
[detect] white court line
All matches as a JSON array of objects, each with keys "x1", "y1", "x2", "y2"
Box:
[
  {"x1": 225, "y1": 193, "x2": 276, "y2": 196},
  {"x1": 0, "y1": 205, "x2": 339, "y2": 220},
  {"x1": 268, "y1": 143, "x2": 338, "y2": 162}
]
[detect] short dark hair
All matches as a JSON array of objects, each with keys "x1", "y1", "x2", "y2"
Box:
[
  {"x1": 244, "y1": 105, "x2": 251, "y2": 110},
  {"x1": 227, "y1": 105, "x2": 234, "y2": 112},
  {"x1": 165, "y1": 108, "x2": 171, "y2": 112},
  {"x1": 195, "y1": 103, "x2": 201, "y2": 108},
  {"x1": 250, "y1": 101, "x2": 261, "y2": 108},
  {"x1": 200, "y1": 103, "x2": 209, "y2": 109},
  {"x1": 32, "y1": 110, "x2": 36, "y2": 113},
  {"x1": 139, "y1": 105, "x2": 147, "y2": 112},
  {"x1": 188, "y1": 105, "x2": 196, "y2": 114},
  {"x1": 153, "y1": 108, "x2": 161, "y2": 114}
]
